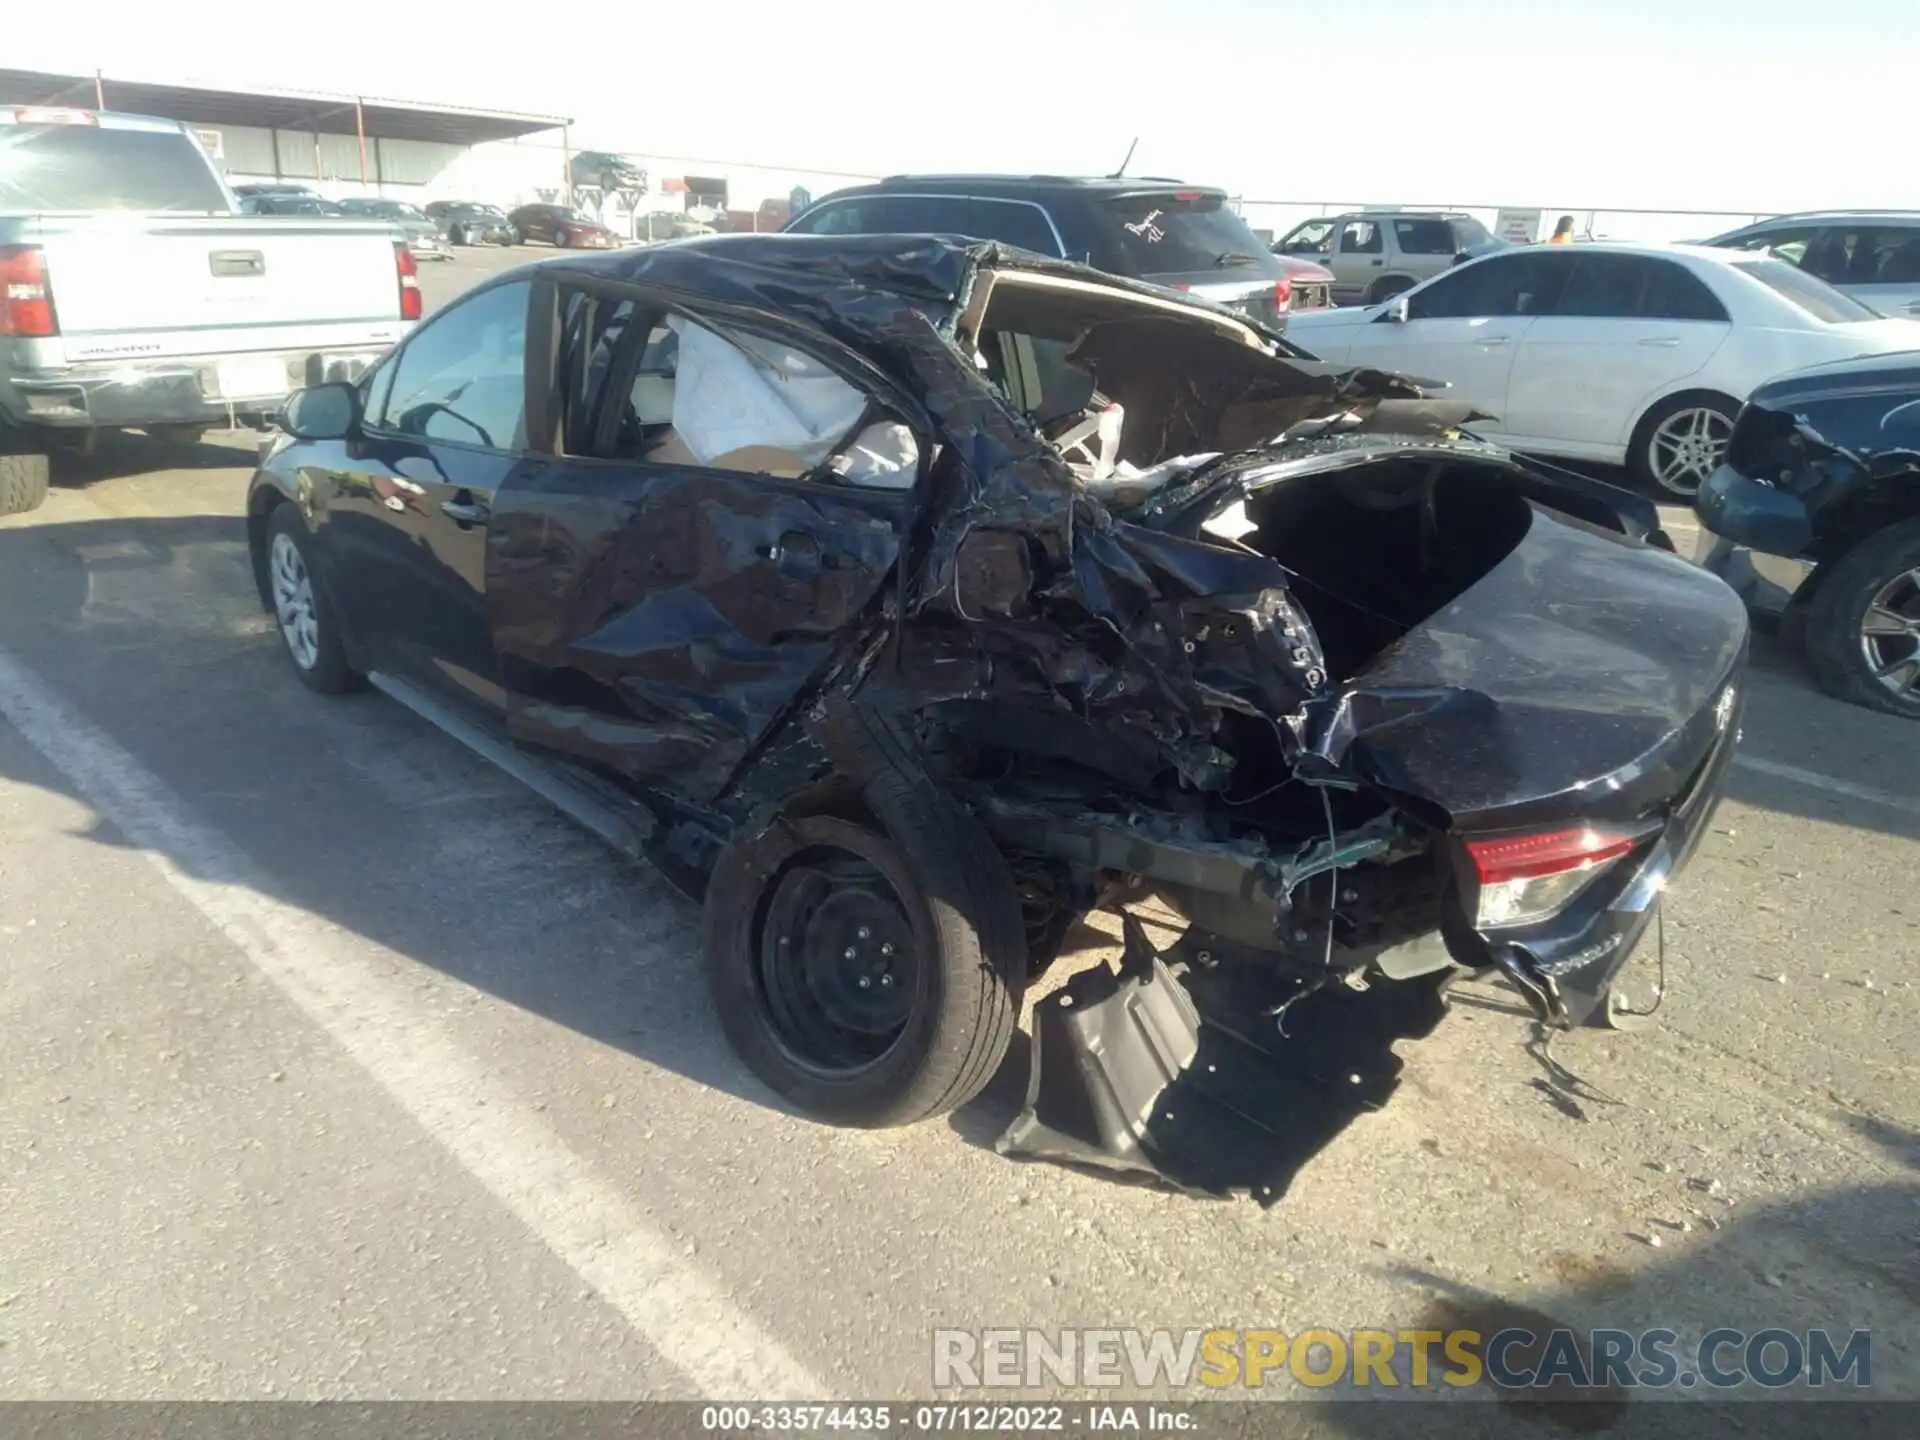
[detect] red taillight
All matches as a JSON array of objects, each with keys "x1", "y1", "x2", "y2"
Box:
[
  {"x1": 1168, "y1": 282, "x2": 1191, "y2": 292},
  {"x1": 394, "y1": 242, "x2": 422, "y2": 321},
  {"x1": 1274, "y1": 277, "x2": 1292, "y2": 313},
  {"x1": 1465, "y1": 827, "x2": 1640, "y2": 885},
  {"x1": 0, "y1": 246, "x2": 57, "y2": 337}
]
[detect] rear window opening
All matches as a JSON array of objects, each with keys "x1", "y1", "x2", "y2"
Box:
[
  {"x1": 0, "y1": 124, "x2": 230, "y2": 214},
  {"x1": 1102, "y1": 192, "x2": 1285, "y2": 278}
]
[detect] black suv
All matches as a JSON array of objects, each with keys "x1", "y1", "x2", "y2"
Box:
[{"x1": 785, "y1": 174, "x2": 1298, "y2": 326}]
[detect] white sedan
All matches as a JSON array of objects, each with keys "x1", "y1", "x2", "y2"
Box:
[{"x1": 1283, "y1": 242, "x2": 1920, "y2": 496}]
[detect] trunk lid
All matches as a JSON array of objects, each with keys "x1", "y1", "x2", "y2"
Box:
[
  {"x1": 38, "y1": 217, "x2": 405, "y2": 356},
  {"x1": 1306, "y1": 501, "x2": 1749, "y2": 829}
]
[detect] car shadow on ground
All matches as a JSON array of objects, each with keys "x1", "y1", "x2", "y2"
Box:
[
  {"x1": 0, "y1": 511, "x2": 1914, "y2": 1206},
  {"x1": 49, "y1": 430, "x2": 256, "y2": 487}
]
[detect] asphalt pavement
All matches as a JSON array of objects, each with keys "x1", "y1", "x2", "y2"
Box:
[{"x1": 2, "y1": 249, "x2": 1917, "y2": 1412}]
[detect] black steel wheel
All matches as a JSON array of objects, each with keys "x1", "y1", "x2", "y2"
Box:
[{"x1": 705, "y1": 797, "x2": 1024, "y2": 1128}]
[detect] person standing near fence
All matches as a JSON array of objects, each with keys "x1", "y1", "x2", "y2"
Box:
[{"x1": 1548, "y1": 215, "x2": 1577, "y2": 244}]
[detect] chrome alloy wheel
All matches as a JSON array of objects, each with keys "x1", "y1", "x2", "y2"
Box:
[
  {"x1": 1648, "y1": 406, "x2": 1734, "y2": 498},
  {"x1": 269, "y1": 531, "x2": 320, "y2": 670},
  {"x1": 1860, "y1": 566, "x2": 1920, "y2": 702}
]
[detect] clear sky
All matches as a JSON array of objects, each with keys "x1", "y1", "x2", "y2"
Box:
[{"x1": 13, "y1": 1, "x2": 1914, "y2": 215}]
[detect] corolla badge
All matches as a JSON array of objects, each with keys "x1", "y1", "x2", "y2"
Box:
[{"x1": 1713, "y1": 685, "x2": 1737, "y2": 734}]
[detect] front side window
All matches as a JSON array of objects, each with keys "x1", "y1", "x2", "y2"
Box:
[
  {"x1": 1279, "y1": 219, "x2": 1336, "y2": 256},
  {"x1": 370, "y1": 280, "x2": 530, "y2": 450},
  {"x1": 1408, "y1": 252, "x2": 1568, "y2": 319}
]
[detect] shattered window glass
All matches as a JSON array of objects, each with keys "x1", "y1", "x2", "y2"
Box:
[{"x1": 373, "y1": 280, "x2": 529, "y2": 451}]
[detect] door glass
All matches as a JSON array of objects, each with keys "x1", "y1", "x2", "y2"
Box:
[
  {"x1": 371, "y1": 280, "x2": 530, "y2": 451},
  {"x1": 1555, "y1": 254, "x2": 1648, "y2": 317},
  {"x1": 1639, "y1": 260, "x2": 1728, "y2": 321},
  {"x1": 1280, "y1": 219, "x2": 1335, "y2": 256},
  {"x1": 1826, "y1": 227, "x2": 1920, "y2": 285},
  {"x1": 887, "y1": 195, "x2": 974, "y2": 234},
  {"x1": 1393, "y1": 218, "x2": 1456, "y2": 255},
  {"x1": 968, "y1": 199, "x2": 1063, "y2": 256},
  {"x1": 1408, "y1": 252, "x2": 1566, "y2": 319},
  {"x1": 786, "y1": 198, "x2": 885, "y2": 235},
  {"x1": 1339, "y1": 220, "x2": 1383, "y2": 255}
]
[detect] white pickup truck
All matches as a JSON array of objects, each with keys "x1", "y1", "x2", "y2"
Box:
[{"x1": 0, "y1": 106, "x2": 421, "y2": 515}]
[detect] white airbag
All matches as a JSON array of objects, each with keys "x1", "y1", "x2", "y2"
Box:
[{"x1": 668, "y1": 316, "x2": 866, "y2": 469}]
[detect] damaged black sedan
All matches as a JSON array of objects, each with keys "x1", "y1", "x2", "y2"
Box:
[{"x1": 248, "y1": 235, "x2": 1748, "y2": 1201}]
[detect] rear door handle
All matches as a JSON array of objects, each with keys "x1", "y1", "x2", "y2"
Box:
[
  {"x1": 1476, "y1": 335, "x2": 1510, "y2": 346},
  {"x1": 1638, "y1": 337, "x2": 1682, "y2": 347},
  {"x1": 440, "y1": 494, "x2": 490, "y2": 526}
]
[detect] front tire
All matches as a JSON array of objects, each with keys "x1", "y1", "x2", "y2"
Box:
[
  {"x1": 264, "y1": 505, "x2": 357, "y2": 695},
  {"x1": 1631, "y1": 392, "x2": 1740, "y2": 499},
  {"x1": 1801, "y1": 517, "x2": 1920, "y2": 719},
  {"x1": 703, "y1": 783, "x2": 1025, "y2": 1128}
]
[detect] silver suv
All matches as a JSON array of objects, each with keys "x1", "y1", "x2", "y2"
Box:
[
  {"x1": 1701, "y1": 212, "x2": 1920, "y2": 319},
  {"x1": 1273, "y1": 210, "x2": 1500, "y2": 306}
]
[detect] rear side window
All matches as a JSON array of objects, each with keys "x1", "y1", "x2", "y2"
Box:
[
  {"x1": 1393, "y1": 219, "x2": 1457, "y2": 255},
  {"x1": 0, "y1": 123, "x2": 229, "y2": 213},
  {"x1": 1734, "y1": 258, "x2": 1879, "y2": 323},
  {"x1": 1554, "y1": 255, "x2": 1728, "y2": 321},
  {"x1": 967, "y1": 199, "x2": 1062, "y2": 257},
  {"x1": 1102, "y1": 191, "x2": 1277, "y2": 274}
]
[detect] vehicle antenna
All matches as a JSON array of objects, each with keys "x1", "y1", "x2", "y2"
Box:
[{"x1": 1109, "y1": 138, "x2": 1139, "y2": 180}]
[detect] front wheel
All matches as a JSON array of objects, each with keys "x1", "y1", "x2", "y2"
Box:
[
  {"x1": 1801, "y1": 517, "x2": 1920, "y2": 719},
  {"x1": 703, "y1": 786, "x2": 1025, "y2": 1128},
  {"x1": 1631, "y1": 392, "x2": 1739, "y2": 498},
  {"x1": 265, "y1": 505, "x2": 358, "y2": 695}
]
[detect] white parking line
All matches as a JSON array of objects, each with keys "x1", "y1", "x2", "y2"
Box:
[
  {"x1": 1735, "y1": 754, "x2": 1920, "y2": 818},
  {"x1": 0, "y1": 650, "x2": 825, "y2": 1402}
]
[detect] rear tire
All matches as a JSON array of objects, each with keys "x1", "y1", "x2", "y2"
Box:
[
  {"x1": 1801, "y1": 517, "x2": 1920, "y2": 719},
  {"x1": 1630, "y1": 391, "x2": 1740, "y2": 499},
  {"x1": 264, "y1": 505, "x2": 358, "y2": 695},
  {"x1": 703, "y1": 782, "x2": 1025, "y2": 1128},
  {"x1": 0, "y1": 451, "x2": 49, "y2": 517}
]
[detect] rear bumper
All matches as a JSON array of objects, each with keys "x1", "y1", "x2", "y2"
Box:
[
  {"x1": 1479, "y1": 662, "x2": 1747, "y2": 1026},
  {"x1": 1, "y1": 347, "x2": 392, "y2": 431}
]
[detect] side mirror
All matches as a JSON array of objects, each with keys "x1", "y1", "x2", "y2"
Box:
[
  {"x1": 279, "y1": 382, "x2": 360, "y2": 442},
  {"x1": 1377, "y1": 296, "x2": 1410, "y2": 324}
]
